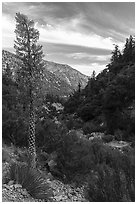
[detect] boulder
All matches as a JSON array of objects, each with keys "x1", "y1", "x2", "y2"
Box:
[
  {"x1": 47, "y1": 172, "x2": 54, "y2": 180},
  {"x1": 8, "y1": 180, "x2": 14, "y2": 186},
  {"x1": 89, "y1": 137, "x2": 94, "y2": 141},
  {"x1": 48, "y1": 159, "x2": 57, "y2": 171}
]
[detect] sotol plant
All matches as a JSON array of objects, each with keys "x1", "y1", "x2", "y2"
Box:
[{"x1": 9, "y1": 162, "x2": 53, "y2": 200}]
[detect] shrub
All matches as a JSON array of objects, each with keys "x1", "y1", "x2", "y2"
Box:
[
  {"x1": 65, "y1": 115, "x2": 75, "y2": 130},
  {"x1": 85, "y1": 164, "x2": 124, "y2": 202},
  {"x1": 9, "y1": 162, "x2": 53, "y2": 200},
  {"x1": 85, "y1": 157, "x2": 135, "y2": 202},
  {"x1": 91, "y1": 137, "x2": 103, "y2": 144},
  {"x1": 2, "y1": 109, "x2": 28, "y2": 147},
  {"x1": 16, "y1": 148, "x2": 30, "y2": 164},
  {"x1": 77, "y1": 103, "x2": 96, "y2": 121},
  {"x1": 114, "y1": 129, "x2": 124, "y2": 141},
  {"x1": 56, "y1": 135, "x2": 134, "y2": 196},
  {"x1": 56, "y1": 139, "x2": 108, "y2": 182},
  {"x1": 82, "y1": 121, "x2": 100, "y2": 134},
  {"x1": 56, "y1": 131, "x2": 86, "y2": 181},
  {"x1": 65, "y1": 115, "x2": 83, "y2": 130},
  {"x1": 36, "y1": 118, "x2": 68, "y2": 153},
  {"x1": 102, "y1": 134, "x2": 114, "y2": 143}
]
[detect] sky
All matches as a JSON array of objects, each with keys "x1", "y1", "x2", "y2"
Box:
[{"x1": 2, "y1": 2, "x2": 135, "y2": 76}]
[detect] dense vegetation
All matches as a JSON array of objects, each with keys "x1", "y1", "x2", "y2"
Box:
[
  {"x1": 64, "y1": 35, "x2": 135, "y2": 142},
  {"x1": 2, "y1": 13, "x2": 135, "y2": 202}
]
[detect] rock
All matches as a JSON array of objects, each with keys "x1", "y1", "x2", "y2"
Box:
[
  {"x1": 14, "y1": 184, "x2": 22, "y2": 188},
  {"x1": 70, "y1": 191, "x2": 77, "y2": 196},
  {"x1": 52, "y1": 103, "x2": 64, "y2": 111},
  {"x1": 47, "y1": 152, "x2": 58, "y2": 173},
  {"x1": 21, "y1": 189, "x2": 29, "y2": 196},
  {"x1": 47, "y1": 172, "x2": 54, "y2": 180},
  {"x1": 48, "y1": 159, "x2": 57, "y2": 169},
  {"x1": 8, "y1": 180, "x2": 14, "y2": 186},
  {"x1": 75, "y1": 129, "x2": 84, "y2": 138},
  {"x1": 3, "y1": 184, "x2": 11, "y2": 190},
  {"x1": 89, "y1": 136, "x2": 94, "y2": 140}
]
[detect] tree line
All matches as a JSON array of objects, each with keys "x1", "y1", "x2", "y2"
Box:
[{"x1": 64, "y1": 35, "x2": 135, "y2": 141}]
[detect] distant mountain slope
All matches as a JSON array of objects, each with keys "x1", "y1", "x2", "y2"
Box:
[
  {"x1": 2, "y1": 50, "x2": 88, "y2": 97},
  {"x1": 44, "y1": 60, "x2": 88, "y2": 90}
]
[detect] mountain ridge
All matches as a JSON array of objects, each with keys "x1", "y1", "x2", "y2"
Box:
[
  {"x1": 2, "y1": 50, "x2": 88, "y2": 97},
  {"x1": 44, "y1": 60, "x2": 88, "y2": 90}
]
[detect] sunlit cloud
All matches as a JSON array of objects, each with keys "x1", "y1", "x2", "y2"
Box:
[
  {"x1": 2, "y1": 15, "x2": 15, "y2": 48},
  {"x1": 66, "y1": 53, "x2": 111, "y2": 62},
  {"x1": 37, "y1": 23, "x2": 116, "y2": 50},
  {"x1": 2, "y1": 2, "x2": 135, "y2": 76},
  {"x1": 72, "y1": 63, "x2": 106, "y2": 76}
]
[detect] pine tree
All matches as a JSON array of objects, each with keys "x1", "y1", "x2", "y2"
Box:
[
  {"x1": 14, "y1": 12, "x2": 45, "y2": 168},
  {"x1": 78, "y1": 82, "x2": 81, "y2": 93},
  {"x1": 110, "y1": 45, "x2": 121, "y2": 65},
  {"x1": 106, "y1": 45, "x2": 122, "y2": 75},
  {"x1": 123, "y1": 35, "x2": 135, "y2": 63},
  {"x1": 91, "y1": 70, "x2": 96, "y2": 79}
]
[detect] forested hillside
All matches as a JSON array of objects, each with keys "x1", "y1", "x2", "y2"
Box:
[{"x1": 64, "y1": 35, "x2": 135, "y2": 142}]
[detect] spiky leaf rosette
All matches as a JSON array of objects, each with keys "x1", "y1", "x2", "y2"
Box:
[{"x1": 9, "y1": 162, "x2": 53, "y2": 200}]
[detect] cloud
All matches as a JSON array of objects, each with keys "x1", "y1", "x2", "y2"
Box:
[
  {"x1": 75, "y1": 2, "x2": 135, "y2": 41},
  {"x1": 66, "y1": 53, "x2": 111, "y2": 62},
  {"x1": 2, "y1": 2, "x2": 134, "y2": 50},
  {"x1": 44, "y1": 42, "x2": 111, "y2": 55},
  {"x1": 43, "y1": 44, "x2": 111, "y2": 67},
  {"x1": 3, "y1": 2, "x2": 134, "y2": 43},
  {"x1": 37, "y1": 23, "x2": 117, "y2": 50},
  {"x1": 2, "y1": 15, "x2": 15, "y2": 48},
  {"x1": 72, "y1": 63, "x2": 106, "y2": 76},
  {"x1": 2, "y1": 2, "x2": 135, "y2": 76},
  {"x1": 2, "y1": 6, "x2": 118, "y2": 51}
]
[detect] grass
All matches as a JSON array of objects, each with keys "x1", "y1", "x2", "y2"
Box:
[{"x1": 8, "y1": 161, "x2": 53, "y2": 200}]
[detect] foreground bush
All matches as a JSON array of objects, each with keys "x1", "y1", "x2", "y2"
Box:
[
  {"x1": 56, "y1": 136, "x2": 134, "y2": 195},
  {"x1": 85, "y1": 164, "x2": 122, "y2": 201},
  {"x1": 9, "y1": 162, "x2": 53, "y2": 200},
  {"x1": 85, "y1": 163, "x2": 135, "y2": 202},
  {"x1": 84, "y1": 143, "x2": 135, "y2": 202},
  {"x1": 56, "y1": 139, "x2": 110, "y2": 183}
]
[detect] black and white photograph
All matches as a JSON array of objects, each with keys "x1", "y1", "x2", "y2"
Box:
[{"x1": 2, "y1": 1, "x2": 135, "y2": 202}]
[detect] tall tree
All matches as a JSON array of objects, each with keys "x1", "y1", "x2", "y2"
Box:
[
  {"x1": 110, "y1": 44, "x2": 121, "y2": 65},
  {"x1": 78, "y1": 82, "x2": 81, "y2": 93},
  {"x1": 123, "y1": 35, "x2": 135, "y2": 63},
  {"x1": 14, "y1": 12, "x2": 45, "y2": 168},
  {"x1": 91, "y1": 70, "x2": 96, "y2": 79}
]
